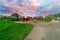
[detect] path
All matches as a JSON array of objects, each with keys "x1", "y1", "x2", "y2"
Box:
[
  {"x1": 25, "y1": 21, "x2": 60, "y2": 40},
  {"x1": 25, "y1": 22, "x2": 50, "y2": 40}
]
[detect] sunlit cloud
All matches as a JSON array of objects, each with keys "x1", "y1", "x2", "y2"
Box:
[{"x1": 0, "y1": 0, "x2": 60, "y2": 16}]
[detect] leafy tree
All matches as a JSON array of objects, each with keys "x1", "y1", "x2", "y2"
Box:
[
  {"x1": 54, "y1": 12, "x2": 60, "y2": 20},
  {"x1": 54, "y1": 12, "x2": 60, "y2": 17},
  {"x1": 0, "y1": 15, "x2": 3, "y2": 18},
  {"x1": 45, "y1": 15, "x2": 54, "y2": 22}
]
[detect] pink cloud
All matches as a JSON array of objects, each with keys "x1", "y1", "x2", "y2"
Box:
[
  {"x1": 1, "y1": 0, "x2": 60, "y2": 16},
  {"x1": 2, "y1": 13, "x2": 12, "y2": 16}
]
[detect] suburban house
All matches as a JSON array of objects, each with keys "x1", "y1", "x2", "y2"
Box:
[
  {"x1": 55, "y1": 17, "x2": 60, "y2": 20},
  {"x1": 34, "y1": 16, "x2": 44, "y2": 20},
  {"x1": 1, "y1": 13, "x2": 45, "y2": 22},
  {"x1": 21, "y1": 16, "x2": 33, "y2": 22}
]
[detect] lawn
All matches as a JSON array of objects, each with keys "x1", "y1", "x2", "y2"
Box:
[
  {"x1": 0, "y1": 19, "x2": 33, "y2": 40},
  {"x1": 36, "y1": 20, "x2": 51, "y2": 22}
]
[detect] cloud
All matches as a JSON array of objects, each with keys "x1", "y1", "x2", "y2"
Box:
[{"x1": 0, "y1": 0, "x2": 60, "y2": 16}]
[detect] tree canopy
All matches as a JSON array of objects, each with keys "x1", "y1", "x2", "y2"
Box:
[{"x1": 54, "y1": 12, "x2": 60, "y2": 17}]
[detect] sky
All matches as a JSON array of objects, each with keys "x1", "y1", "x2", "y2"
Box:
[{"x1": 0, "y1": 0, "x2": 60, "y2": 16}]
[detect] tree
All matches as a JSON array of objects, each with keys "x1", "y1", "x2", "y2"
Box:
[
  {"x1": 54, "y1": 12, "x2": 60, "y2": 20},
  {"x1": 0, "y1": 15, "x2": 3, "y2": 18},
  {"x1": 11, "y1": 13, "x2": 19, "y2": 18},
  {"x1": 54, "y1": 12, "x2": 60, "y2": 17},
  {"x1": 45, "y1": 15, "x2": 54, "y2": 22}
]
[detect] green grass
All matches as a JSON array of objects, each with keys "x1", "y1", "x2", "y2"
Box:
[
  {"x1": 36, "y1": 20, "x2": 51, "y2": 22},
  {"x1": 0, "y1": 19, "x2": 33, "y2": 40}
]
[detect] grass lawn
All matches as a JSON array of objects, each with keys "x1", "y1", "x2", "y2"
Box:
[
  {"x1": 36, "y1": 20, "x2": 51, "y2": 22},
  {"x1": 0, "y1": 19, "x2": 33, "y2": 40}
]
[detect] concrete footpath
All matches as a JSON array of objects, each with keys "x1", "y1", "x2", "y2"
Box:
[
  {"x1": 24, "y1": 23, "x2": 47, "y2": 40},
  {"x1": 25, "y1": 22, "x2": 60, "y2": 40}
]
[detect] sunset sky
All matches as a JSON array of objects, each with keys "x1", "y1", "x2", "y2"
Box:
[{"x1": 0, "y1": 0, "x2": 60, "y2": 16}]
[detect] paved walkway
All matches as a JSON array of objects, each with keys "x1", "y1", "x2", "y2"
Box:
[
  {"x1": 25, "y1": 22, "x2": 60, "y2": 40},
  {"x1": 15, "y1": 21, "x2": 60, "y2": 40},
  {"x1": 24, "y1": 22, "x2": 50, "y2": 40}
]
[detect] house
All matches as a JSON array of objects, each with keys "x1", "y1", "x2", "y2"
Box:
[
  {"x1": 21, "y1": 16, "x2": 25, "y2": 21},
  {"x1": 21, "y1": 16, "x2": 33, "y2": 22},
  {"x1": 55, "y1": 17, "x2": 60, "y2": 20},
  {"x1": 25, "y1": 16, "x2": 33, "y2": 21},
  {"x1": 34, "y1": 16, "x2": 44, "y2": 20}
]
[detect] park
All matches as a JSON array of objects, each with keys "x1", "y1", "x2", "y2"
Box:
[
  {"x1": 0, "y1": 0, "x2": 60, "y2": 40},
  {"x1": 0, "y1": 12, "x2": 60, "y2": 40}
]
